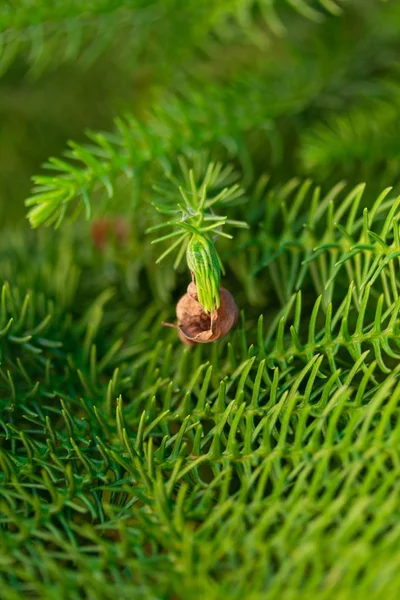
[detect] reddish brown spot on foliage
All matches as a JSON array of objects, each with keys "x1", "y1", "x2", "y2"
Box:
[
  {"x1": 91, "y1": 219, "x2": 109, "y2": 251},
  {"x1": 91, "y1": 217, "x2": 130, "y2": 251},
  {"x1": 164, "y1": 282, "x2": 238, "y2": 344}
]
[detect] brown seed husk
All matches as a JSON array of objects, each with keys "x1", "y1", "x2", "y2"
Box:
[{"x1": 163, "y1": 282, "x2": 239, "y2": 344}]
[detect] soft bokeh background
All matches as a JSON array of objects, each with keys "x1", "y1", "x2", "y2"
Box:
[{"x1": 2, "y1": 0, "x2": 400, "y2": 227}]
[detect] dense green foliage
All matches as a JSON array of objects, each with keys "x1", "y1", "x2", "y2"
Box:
[{"x1": 2, "y1": 1, "x2": 400, "y2": 598}]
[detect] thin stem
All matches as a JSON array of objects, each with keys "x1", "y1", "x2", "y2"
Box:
[
  {"x1": 155, "y1": 234, "x2": 187, "y2": 264},
  {"x1": 151, "y1": 230, "x2": 186, "y2": 244},
  {"x1": 210, "y1": 230, "x2": 233, "y2": 239},
  {"x1": 174, "y1": 236, "x2": 189, "y2": 269}
]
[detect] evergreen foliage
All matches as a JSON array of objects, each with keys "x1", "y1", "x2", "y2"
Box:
[{"x1": 2, "y1": 1, "x2": 400, "y2": 598}]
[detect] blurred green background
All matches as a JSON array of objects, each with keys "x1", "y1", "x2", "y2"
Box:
[{"x1": 2, "y1": 0, "x2": 400, "y2": 227}]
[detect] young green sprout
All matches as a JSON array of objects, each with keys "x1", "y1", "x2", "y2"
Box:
[
  {"x1": 147, "y1": 159, "x2": 248, "y2": 316},
  {"x1": 186, "y1": 234, "x2": 221, "y2": 313}
]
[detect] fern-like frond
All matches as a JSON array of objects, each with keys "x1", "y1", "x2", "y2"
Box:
[
  {"x1": 0, "y1": 0, "x2": 344, "y2": 78},
  {"x1": 299, "y1": 93, "x2": 400, "y2": 179},
  {"x1": 2, "y1": 258, "x2": 400, "y2": 598},
  {"x1": 249, "y1": 179, "x2": 400, "y2": 306}
]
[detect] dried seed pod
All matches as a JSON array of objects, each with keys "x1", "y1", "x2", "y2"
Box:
[{"x1": 163, "y1": 282, "x2": 238, "y2": 344}]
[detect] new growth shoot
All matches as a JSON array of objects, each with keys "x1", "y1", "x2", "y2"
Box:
[{"x1": 147, "y1": 158, "x2": 248, "y2": 313}]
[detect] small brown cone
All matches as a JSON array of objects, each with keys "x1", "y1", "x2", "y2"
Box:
[{"x1": 163, "y1": 282, "x2": 238, "y2": 344}]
